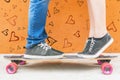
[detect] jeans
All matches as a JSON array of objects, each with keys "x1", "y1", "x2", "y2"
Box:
[{"x1": 26, "y1": 0, "x2": 50, "y2": 49}]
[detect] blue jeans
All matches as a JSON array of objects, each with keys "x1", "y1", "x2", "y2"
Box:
[{"x1": 26, "y1": 0, "x2": 50, "y2": 49}]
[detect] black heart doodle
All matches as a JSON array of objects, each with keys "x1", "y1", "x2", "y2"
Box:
[
  {"x1": 66, "y1": 15, "x2": 75, "y2": 24},
  {"x1": 107, "y1": 21, "x2": 117, "y2": 32},
  {"x1": 47, "y1": 36, "x2": 57, "y2": 46},
  {"x1": 49, "y1": 21, "x2": 54, "y2": 26},
  {"x1": 9, "y1": 31, "x2": 19, "y2": 42},
  {"x1": 7, "y1": 15, "x2": 17, "y2": 26},
  {"x1": 2, "y1": 29, "x2": 9, "y2": 36},
  {"x1": 74, "y1": 30, "x2": 80, "y2": 38},
  {"x1": 77, "y1": 0, "x2": 84, "y2": 7},
  {"x1": 63, "y1": 38, "x2": 72, "y2": 48},
  {"x1": 54, "y1": 7, "x2": 60, "y2": 14}
]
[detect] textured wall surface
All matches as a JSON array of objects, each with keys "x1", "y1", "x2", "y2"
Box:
[{"x1": 0, "y1": 0, "x2": 120, "y2": 54}]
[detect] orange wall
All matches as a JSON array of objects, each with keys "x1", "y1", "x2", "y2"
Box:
[{"x1": 0, "y1": 0, "x2": 120, "y2": 54}]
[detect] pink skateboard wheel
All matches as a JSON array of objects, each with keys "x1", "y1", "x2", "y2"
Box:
[
  {"x1": 6, "y1": 62, "x2": 18, "y2": 74},
  {"x1": 101, "y1": 62, "x2": 113, "y2": 75}
]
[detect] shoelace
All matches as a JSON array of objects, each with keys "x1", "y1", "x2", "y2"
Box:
[
  {"x1": 89, "y1": 38, "x2": 95, "y2": 52},
  {"x1": 83, "y1": 39, "x2": 90, "y2": 50},
  {"x1": 38, "y1": 43, "x2": 51, "y2": 51}
]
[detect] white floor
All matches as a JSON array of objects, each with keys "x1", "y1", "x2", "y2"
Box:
[{"x1": 1, "y1": 53, "x2": 120, "y2": 80}]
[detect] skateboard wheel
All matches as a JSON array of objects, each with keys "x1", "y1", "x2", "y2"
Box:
[
  {"x1": 6, "y1": 62, "x2": 18, "y2": 74},
  {"x1": 101, "y1": 62, "x2": 113, "y2": 75},
  {"x1": 97, "y1": 60, "x2": 111, "y2": 65},
  {"x1": 97, "y1": 60, "x2": 103, "y2": 65},
  {"x1": 19, "y1": 60, "x2": 26, "y2": 65}
]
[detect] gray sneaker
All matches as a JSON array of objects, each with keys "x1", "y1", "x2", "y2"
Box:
[
  {"x1": 24, "y1": 43, "x2": 64, "y2": 59},
  {"x1": 78, "y1": 38, "x2": 92, "y2": 55},
  {"x1": 78, "y1": 33, "x2": 113, "y2": 58}
]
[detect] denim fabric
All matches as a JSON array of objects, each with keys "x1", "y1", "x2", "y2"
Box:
[{"x1": 26, "y1": 0, "x2": 50, "y2": 49}]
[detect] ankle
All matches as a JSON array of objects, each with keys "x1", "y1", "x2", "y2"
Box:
[{"x1": 94, "y1": 32, "x2": 108, "y2": 38}]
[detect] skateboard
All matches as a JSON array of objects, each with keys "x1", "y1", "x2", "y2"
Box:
[{"x1": 4, "y1": 54, "x2": 117, "y2": 75}]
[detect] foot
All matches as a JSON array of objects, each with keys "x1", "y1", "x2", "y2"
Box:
[
  {"x1": 78, "y1": 37, "x2": 92, "y2": 55},
  {"x1": 78, "y1": 33, "x2": 113, "y2": 58},
  {"x1": 24, "y1": 42, "x2": 64, "y2": 59}
]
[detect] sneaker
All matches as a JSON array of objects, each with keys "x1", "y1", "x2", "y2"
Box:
[
  {"x1": 24, "y1": 42, "x2": 64, "y2": 59},
  {"x1": 78, "y1": 33, "x2": 113, "y2": 58},
  {"x1": 78, "y1": 38, "x2": 92, "y2": 55}
]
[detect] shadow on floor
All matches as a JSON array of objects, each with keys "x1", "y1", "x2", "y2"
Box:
[{"x1": 19, "y1": 61, "x2": 100, "y2": 71}]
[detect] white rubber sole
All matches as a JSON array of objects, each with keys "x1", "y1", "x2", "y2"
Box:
[
  {"x1": 24, "y1": 54, "x2": 64, "y2": 59},
  {"x1": 77, "y1": 38, "x2": 114, "y2": 59}
]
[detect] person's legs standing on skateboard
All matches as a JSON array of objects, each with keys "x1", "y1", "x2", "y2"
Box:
[
  {"x1": 78, "y1": 0, "x2": 113, "y2": 58},
  {"x1": 24, "y1": 0, "x2": 63, "y2": 58}
]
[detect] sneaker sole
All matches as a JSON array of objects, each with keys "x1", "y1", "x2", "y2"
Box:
[
  {"x1": 24, "y1": 54, "x2": 64, "y2": 59},
  {"x1": 78, "y1": 38, "x2": 114, "y2": 59}
]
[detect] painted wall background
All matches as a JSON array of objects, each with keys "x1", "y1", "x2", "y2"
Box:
[{"x1": 0, "y1": 0, "x2": 120, "y2": 54}]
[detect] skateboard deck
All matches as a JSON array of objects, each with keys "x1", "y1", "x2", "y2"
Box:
[
  {"x1": 4, "y1": 54, "x2": 117, "y2": 60},
  {"x1": 4, "y1": 54, "x2": 117, "y2": 75}
]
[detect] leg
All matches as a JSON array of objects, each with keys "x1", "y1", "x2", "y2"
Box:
[
  {"x1": 24, "y1": 0, "x2": 63, "y2": 58},
  {"x1": 87, "y1": 0, "x2": 107, "y2": 38},
  {"x1": 87, "y1": 0, "x2": 95, "y2": 38},
  {"x1": 77, "y1": 0, "x2": 96, "y2": 54},
  {"x1": 78, "y1": 0, "x2": 113, "y2": 58},
  {"x1": 77, "y1": 0, "x2": 96, "y2": 55},
  {"x1": 26, "y1": 0, "x2": 49, "y2": 49}
]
